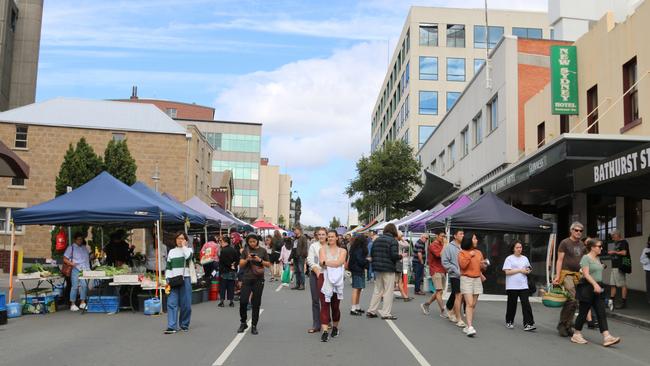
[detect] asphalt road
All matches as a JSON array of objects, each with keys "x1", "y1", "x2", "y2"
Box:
[{"x1": 1, "y1": 277, "x2": 649, "y2": 366}]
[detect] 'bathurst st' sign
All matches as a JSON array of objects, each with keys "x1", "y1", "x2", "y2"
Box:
[{"x1": 574, "y1": 142, "x2": 650, "y2": 190}]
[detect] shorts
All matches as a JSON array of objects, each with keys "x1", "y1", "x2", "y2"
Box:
[
  {"x1": 460, "y1": 276, "x2": 483, "y2": 295},
  {"x1": 449, "y1": 277, "x2": 461, "y2": 293},
  {"x1": 351, "y1": 274, "x2": 366, "y2": 289},
  {"x1": 610, "y1": 270, "x2": 627, "y2": 287},
  {"x1": 432, "y1": 272, "x2": 446, "y2": 290},
  {"x1": 270, "y1": 252, "x2": 280, "y2": 264}
]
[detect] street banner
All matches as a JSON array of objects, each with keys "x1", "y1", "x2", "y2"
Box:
[{"x1": 551, "y1": 45, "x2": 578, "y2": 115}]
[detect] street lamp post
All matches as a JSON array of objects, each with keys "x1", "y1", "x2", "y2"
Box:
[{"x1": 152, "y1": 164, "x2": 160, "y2": 192}]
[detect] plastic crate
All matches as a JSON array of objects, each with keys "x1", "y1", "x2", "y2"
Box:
[
  {"x1": 144, "y1": 298, "x2": 161, "y2": 315},
  {"x1": 86, "y1": 296, "x2": 120, "y2": 313},
  {"x1": 7, "y1": 302, "x2": 22, "y2": 318},
  {"x1": 0, "y1": 292, "x2": 6, "y2": 311},
  {"x1": 21, "y1": 295, "x2": 56, "y2": 314}
]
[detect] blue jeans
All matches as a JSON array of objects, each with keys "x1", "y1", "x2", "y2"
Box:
[
  {"x1": 413, "y1": 262, "x2": 424, "y2": 293},
  {"x1": 167, "y1": 277, "x2": 192, "y2": 330},
  {"x1": 69, "y1": 268, "x2": 88, "y2": 303},
  {"x1": 294, "y1": 257, "x2": 305, "y2": 287}
]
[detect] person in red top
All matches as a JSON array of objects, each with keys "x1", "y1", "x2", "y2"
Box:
[
  {"x1": 458, "y1": 232, "x2": 487, "y2": 337},
  {"x1": 200, "y1": 237, "x2": 220, "y2": 282},
  {"x1": 420, "y1": 230, "x2": 447, "y2": 318}
]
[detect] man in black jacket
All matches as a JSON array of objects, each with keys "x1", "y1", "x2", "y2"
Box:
[
  {"x1": 366, "y1": 223, "x2": 403, "y2": 319},
  {"x1": 292, "y1": 226, "x2": 309, "y2": 290}
]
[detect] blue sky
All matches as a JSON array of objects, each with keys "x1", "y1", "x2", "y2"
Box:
[{"x1": 37, "y1": 0, "x2": 546, "y2": 226}]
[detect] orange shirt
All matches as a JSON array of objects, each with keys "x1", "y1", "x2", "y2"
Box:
[{"x1": 458, "y1": 249, "x2": 484, "y2": 278}]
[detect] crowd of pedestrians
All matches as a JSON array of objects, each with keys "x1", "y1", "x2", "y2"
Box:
[{"x1": 156, "y1": 220, "x2": 636, "y2": 348}]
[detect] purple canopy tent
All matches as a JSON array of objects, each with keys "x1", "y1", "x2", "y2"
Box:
[{"x1": 407, "y1": 195, "x2": 472, "y2": 232}]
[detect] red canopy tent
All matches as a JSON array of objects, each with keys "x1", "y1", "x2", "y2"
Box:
[{"x1": 252, "y1": 219, "x2": 280, "y2": 230}]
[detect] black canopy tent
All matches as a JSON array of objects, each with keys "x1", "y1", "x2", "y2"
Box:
[{"x1": 427, "y1": 192, "x2": 553, "y2": 233}]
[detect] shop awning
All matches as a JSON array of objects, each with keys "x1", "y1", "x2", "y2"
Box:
[
  {"x1": 477, "y1": 134, "x2": 650, "y2": 206},
  {"x1": 574, "y1": 141, "x2": 650, "y2": 199},
  {"x1": 402, "y1": 170, "x2": 458, "y2": 211},
  {"x1": 131, "y1": 182, "x2": 206, "y2": 225},
  {"x1": 0, "y1": 140, "x2": 29, "y2": 179}
]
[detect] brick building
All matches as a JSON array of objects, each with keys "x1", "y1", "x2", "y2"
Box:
[{"x1": 0, "y1": 98, "x2": 213, "y2": 259}]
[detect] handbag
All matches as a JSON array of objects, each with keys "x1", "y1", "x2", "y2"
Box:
[
  {"x1": 168, "y1": 255, "x2": 188, "y2": 288},
  {"x1": 61, "y1": 244, "x2": 74, "y2": 277}
]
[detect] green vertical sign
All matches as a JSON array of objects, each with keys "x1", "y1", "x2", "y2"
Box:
[{"x1": 551, "y1": 45, "x2": 578, "y2": 115}]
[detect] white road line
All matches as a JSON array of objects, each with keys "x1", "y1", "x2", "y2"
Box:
[
  {"x1": 213, "y1": 309, "x2": 264, "y2": 366},
  {"x1": 275, "y1": 284, "x2": 283, "y2": 292},
  {"x1": 385, "y1": 319, "x2": 432, "y2": 366}
]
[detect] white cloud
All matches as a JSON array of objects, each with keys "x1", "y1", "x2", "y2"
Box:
[
  {"x1": 299, "y1": 207, "x2": 326, "y2": 227},
  {"x1": 215, "y1": 42, "x2": 386, "y2": 168}
]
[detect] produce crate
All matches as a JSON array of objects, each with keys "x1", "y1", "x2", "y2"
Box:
[
  {"x1": 21, "y1": 295, "x2": 56, "y2": 314},
  {"x1": 0, "y1": 292, "x2": 5, "y2": 310},
  {"x1": 112, "y1": 274, "x2": 139, "y2": 283},
  {"x1": 86, "y1": 296, "x2": 120, "y2": 313}
]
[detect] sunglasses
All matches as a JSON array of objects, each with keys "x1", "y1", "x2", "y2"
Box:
[
  {"x1": 594, "y1": 245, "x2": 602, "y2": 248},
  {"x1": 573, "y1": 229, "x2": 583, "y2": 232}
]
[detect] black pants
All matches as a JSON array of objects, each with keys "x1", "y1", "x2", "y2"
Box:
[
  {"x1": 446, "y1": 277, "x2": 460, "y2": 311},
  {"x1": 506, "y1": 289, "x2": 535, "y2": 325},
  {"x1": 220, "y1": 278, "x2": 235, "y2": 301},
  {"x1": 575, "y1": 292, "x2": 608, "y2": 333},
  {"x1": 203, "y1": 262, "x2": 218, "y2": 282},
  {"x1": 239, "y1": 278, "x2": 264, "y2": 326}
]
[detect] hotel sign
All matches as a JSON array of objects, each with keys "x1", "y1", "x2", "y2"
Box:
[
  {"x1": 574, "y1": 142, "x2": 650, "y2": 191},
  {"x1": 551, "y1": 45, "x2": 578, "y2": 115}
]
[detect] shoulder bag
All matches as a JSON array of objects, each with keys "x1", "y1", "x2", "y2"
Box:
[
  {"x1": 61, "y1": 245, "x2": 74, "y2": 277},
  {"x1": 168, "y1": 255, "x2": 188, "y2": 288}
]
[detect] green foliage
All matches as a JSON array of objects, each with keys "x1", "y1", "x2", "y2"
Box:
[
  {"x1": 278, "y1": 214, "x2": 286, "y2": 227},
  {"x1": 55, "y1": 137, "x2": 103, "y2": 196},
  {"x1": 346, "y1": 140, "x2": 422, "y2": 221},
  {"x1": 329, "y1": 216, "x2": 341, "y2": 229},
  {"x1": 104, "y1": 139, "x2": 137, "y2": 185}
]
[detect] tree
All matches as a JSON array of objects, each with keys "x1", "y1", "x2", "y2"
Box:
[
  {"x1": 104, "y1": 139, "x2": 137, "y2": 185},
  {"x1": 278, "y1": 214, "x2": 286, "y2": 227},
  {"x1": 346, "y1": 140, "x2": 422, "y2": 221},
  {"x1": 55, "y1": 137, "x2": 104, "y2": 196},
  {"x1": 329, "y1": 216, "x2": 341, "y2": 229}
]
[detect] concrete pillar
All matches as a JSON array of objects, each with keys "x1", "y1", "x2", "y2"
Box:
[{"x1": 8, "y1": 0, "x2": 43, "y2": 109}]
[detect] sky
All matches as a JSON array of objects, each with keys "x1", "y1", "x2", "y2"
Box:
[{"x1": 37, "y1": 0, "x2": 547, "y2": 227}]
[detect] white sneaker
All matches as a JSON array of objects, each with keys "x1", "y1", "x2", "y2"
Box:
[
  {"x1": 607, "y1": 299, "x2": 614, "y2": 311},
  {"x1": 70, "y1": 304, "x2": 80, "y2": 312},
  {"x1": 456, "y1": 320, "x2": 466, "y2": 328},
  {"x1": 466, "y1": 326, "x2": 476, "y2": 337},
  {"x1": 506, "y1": 322, "x2": 514, "y2": 329},
  {"x1": 462, "y1": 326, "x2": 469, "y2": 334},
  {"x1": 447, "y1": 310, "x2": 457, "y2": 323},
  {"x1": 79, "y1": 303, "x2": 87, "y2": 310},
  {"x1": 420, "y1": 303, "x2": 430, "y2": 315},
  {"x1": 439, "y1": 311, "x2": 448, "y2": 319}
]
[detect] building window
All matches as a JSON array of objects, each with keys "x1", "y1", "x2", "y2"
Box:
[
  {"x1": 587, "y1": 85, "x2": 599, "y2": 134},
  {"x1": 474, "y1": 59, "x2": 485, "y2": 74},
  {"x1": 487, "y1": 96, "x2": 498, "y2": 131},
  {"x1": 512, "y1": 27, "x2": 543, "y2": 39},
  {"x1": 472, "y1": 112, "x2": 483, "y2": 146},
  {"x1": 206, "y1": 133, "x2": 261, "y2": 153},
  {"x1": 560, "y1": 115, "x2": 570, "y2": 134},
  {"x1": 10, "y1": 178, "x2": 24, "y2": 186},
  {"x1": 418, "y1": 125, "x2": 435, "y2": 148},
  {"x1": 165, "y1": 108, "x2": 177, "y2": 118},
  {"x1": 419, "y1": 24, "x2": 438, "y2": 46},
  {"x1": 624, "y1": 198, "x2": 642, "y2": 237},
  {"x1": 438, "y1": 151, "x2": 445, "y2": 173},
  {"x1": 212, "y1": 161, "x2": 259, "y2": 180},
  {"x1": 474, "y1": 25, "x2": 504, "y2": 49},
  {"x1": 446, "y1": 24, "x2": 465, "y2": 48},
  {"x1": 0, "y1": 208, "x2": 24, "y2": 233},
  {"x1": 550, "y1": 28, "x2": 555, "y2": 40},
  {"x1": 15, "y1": 125, "x2": 28, "y2": 148},
  {"x1": 419, "y1": 91, "x2": 438, "y2": 115},
  {"x1": 623, "y1": 56, "x2": 639, "y2": 126},
  {"x1": 446, "y1": 58, "x2": 465, "y2": 81},
  {"x1": 537, "y1": 121, "x2": 545, "y2": 148},
  {"x1": 234, "y1": 189, "x2": 259, "y2": 208},
  {"x1": 10, "y1": 9, "x2": 17, "y2": 32},
  {"x1": 460, "y1": 127, "x2": 469, "y2": 157},
  {"x1": 430, "y1": 159, "x2": 437, "y2": 174},
  {"x1": 447, "y1": 92, "x2": 460, "y2": 111},
  {"x1": 588, "y1": 195, "x2": 616, "y2": 242},
  {"x1": 419, "y1": 56, "x2": 438, "y2": 80},
  {"x1": 448, "y1": 140, "x2": 456, "y2": 168},
  {"x1": 112, "y1": 133, "x2": 125, "y2": 141}
]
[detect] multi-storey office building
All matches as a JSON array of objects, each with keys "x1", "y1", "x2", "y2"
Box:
[
  {"x1": 370, "y1": 6, "x2": 549, "y2": 155},
  {"x1": 259, "y1": 158, "x2": 292, "y2": 227}
]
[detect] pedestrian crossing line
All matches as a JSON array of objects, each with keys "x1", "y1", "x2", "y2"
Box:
[
  {"x1": 213, "y1": 309, "x2": 264, "y2": 366},
  {"x1": 385, "y1": 319, "x2": 432, "y2": 366}
]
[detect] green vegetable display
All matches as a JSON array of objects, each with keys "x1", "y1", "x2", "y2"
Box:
[{"x1": 83, "y1": 265, "x2": 130, "y2": 276}]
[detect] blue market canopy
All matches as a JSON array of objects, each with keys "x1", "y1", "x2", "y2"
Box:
[
  {"x1": 13, "y1": 172, "x2": 161, "y2": 225},
  {"x1": 183, "y1": 196, "x2": 235, "y2": 227},
  {"x1": 211, "y1": 204, "x2": 248, "y2": 227},
  {"x1": 131, "y1": 182, "x2": 206, "y2": 225}
]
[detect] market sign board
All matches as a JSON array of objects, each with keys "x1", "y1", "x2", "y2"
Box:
[
  {"x1": 551, "y1": 45, "x2": 578, "y2": 115},
  {"x1": 574, "y1": 142, "x2": 650, "y2": 191}
]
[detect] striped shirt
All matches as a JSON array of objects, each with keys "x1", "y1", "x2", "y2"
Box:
[{"x1": 165, "y1": 247, "x2": 193, "y2": 278}]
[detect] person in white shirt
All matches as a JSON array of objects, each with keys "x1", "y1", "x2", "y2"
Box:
[
  {"x1": 641, "y1": 235, "x2": 650, "y2": 304},
  {"x1": 502, "y1": 241, "x2": 536, "y2": 331},
  {"x1": 306, "y1": 228, "x2": 326, "y2": 334}
]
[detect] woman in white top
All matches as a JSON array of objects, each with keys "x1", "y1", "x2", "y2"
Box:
[
  {"x1": 318, "y1": 229, "x2": 347, "y2": 342},
  {"x1": 395, "y1": 231, "x2": 411, "y2": 301},
  {"x1": 502, "y1": 241, "x2": 535, "y2": 331}
]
